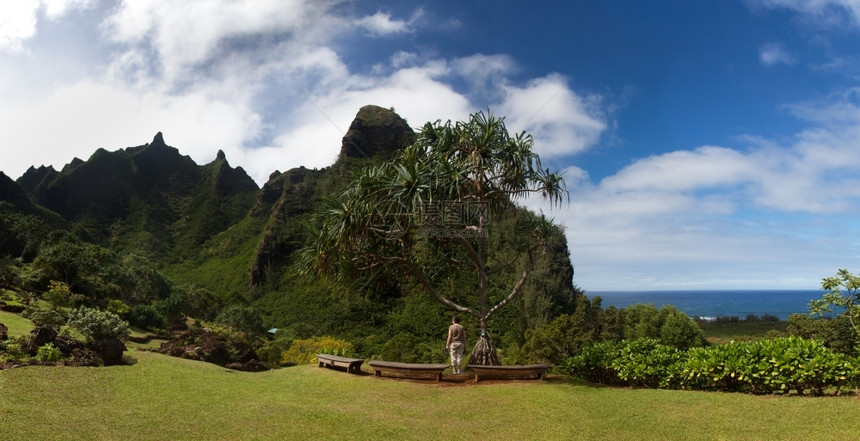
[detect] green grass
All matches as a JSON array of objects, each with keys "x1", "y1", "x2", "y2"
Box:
[
  {"x1": 0, "y1": 310, "x2": 33, "y2": 338},
  {"x1": 699, "y1": 319, "x2": 788, "y2": 344},
  {"x1": 1, "y1": 351, "x2": 858, "y2": 441}
]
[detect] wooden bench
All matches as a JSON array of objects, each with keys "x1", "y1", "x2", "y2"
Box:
[
  {"x1": 316, "y1": 354, "x2": 365, "y2": 374},
  {"x1": 467, "y1": 364, "x2": 550, "y2": 383},
  {"x1": 368, "y1": 361, "x2": 449, "y2": 382}
]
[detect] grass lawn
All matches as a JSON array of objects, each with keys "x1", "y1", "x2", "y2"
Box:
[
  {"x1": 1, "y1": 351, "x2": 858, "y2": 441},
  {"x1": 699, "y1": 319, "x2": 788, "y2": 344},
  {"x1": 0, "y1": 310, "x2": 33, "y2": 338}
]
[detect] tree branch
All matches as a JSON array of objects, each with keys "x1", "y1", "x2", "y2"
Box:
[{"x1": 405, "y1": 259, "x2": 476, "y2": 317}]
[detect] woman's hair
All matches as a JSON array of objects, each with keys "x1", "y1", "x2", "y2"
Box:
[{"x1": 452, "y1": 315, "x2": 460, "y2": 323}]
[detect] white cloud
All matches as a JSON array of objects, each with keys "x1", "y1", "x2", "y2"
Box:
[
  {"x1": 752, "y1": 0, "x2": 860, "y2": 28},
  {"x1": 0, "y1": 0, "x2": 98, "y2": 53},
  {"x1": 527, "y1": 90, "x2": 860, "y2": 290},
  {"x1": 0, "y1": 79, "x2": 263, "y2": 180},
  {"x1": 355, "y1": 10, "x2": 415, "y2": 36},
  {"x1": 500, "y1": 74, "x2": 606, "y2": 157},
  {"x1": 42, "y1": 0, "x2": 97, "y2": 19},
  {"x1": 759, "y1": 42, "x2": 797, "y2": 66},
  {"x1": 0, "y1": 0, "x2": 39, "y2": 53},
  {"x1": 101, "y1": 0, "x2": 345, "y2": 85}
]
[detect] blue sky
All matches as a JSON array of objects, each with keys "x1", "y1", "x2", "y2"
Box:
[{"x1": 2, "y1": 0, "x2": 860, "y2": 291}]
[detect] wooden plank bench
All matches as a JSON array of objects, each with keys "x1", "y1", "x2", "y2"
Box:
[
  {"x1": 368, "y1": 361, "x2": 449, "y2": 382},
  {"x1": 467, "y1": 364, "x2": 550, "y2": 383},
  {"x1": 316, "y1": 354, "x2": 365, "y2": 374}
]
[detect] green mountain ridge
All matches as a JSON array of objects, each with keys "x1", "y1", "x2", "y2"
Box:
[{"x1": 1, "y1": 105, "x2": 580, "y2": 357}]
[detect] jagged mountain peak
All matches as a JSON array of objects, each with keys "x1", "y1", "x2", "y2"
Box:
[
  {"x1": 339, "y1": 105, "x2": 415, "y2": 159},
  {"x1": 152, "y1": 131, "x2": 166, "y2": 147}
]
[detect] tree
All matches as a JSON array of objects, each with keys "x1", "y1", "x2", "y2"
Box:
[
  {"x1": 814, "y1": 269, "x2": 860, "y2": 334},
  {"x1": 809, "y1": 269, "x2": 860, "y2": 353},
  {"x1": 301, "y1": 111, "x2": 567, "y2": 365}
]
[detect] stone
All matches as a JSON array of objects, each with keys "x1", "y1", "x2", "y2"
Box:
[
  {"x1": 92, "y1": 337, "x2": 127, "y2": 366},
  {"x1": 26, "y1": 325, "x2": 58, "y2": 355}
]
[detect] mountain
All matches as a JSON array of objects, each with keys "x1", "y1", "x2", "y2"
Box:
[
  {"x1": 3, "y1": 105, "x2": 580, "y2": 353},
  {"x1": 19, "y1": 131, "x2": 258, "y2": 257}
]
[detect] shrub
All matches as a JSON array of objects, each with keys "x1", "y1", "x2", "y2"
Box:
[
  {"x1": 561, "y1": 341, "x2": 622, "y2": 385},
  {"x1": 280, "y1": 336, "x2": 353, "y2": 366},
  {"x1": 623, "y1": 304, "x2": 708, "y2": 349},
  {"x1": 128, "y1": 303, "x2": 165, "y2": 330},
  {"x1": 520, "y1": 296, "x2": 603, "y2": 365},
  {"x1": 257, "y1": 336, "x2": 294, "y2": 366},
  {"x1": 215, "y1": 305, "x2": 265, "y2": 339},
  {"x1": 756, "y1": 336, "x2": 856, "y2": 395},
  {"x1": 1, "y1": 340, "x2": 27, "y2": 361},
  {"x1": 106, "y1": 299, "x2": 130, "y2": 317},
  {"x1": 29, "y1": 308, "x2": 67, "y2": 327},
  {"x1": 44, "y1": 280, "x2": 72, "y2": 309},
  {"x1": 682, "y1": 342, "x2": 763, "y2": 393},
  {"x1": 565, "y1": 336, "x2": 857, "y2": 395},
  {"x1": 36, "y1": 343, "x2": 63, "y2": 362},
  {"x1": 787, "y1": 313, "x2": 859, "y2": 356},
  {"x1": 378, "y1": 332, "x2": 445, "y2": 363},
  {"x1": 611, "y1": 338, "x2": 684, "y2": 389},
  {"x1": 68, "y1": 306, "x2": 130, "y2": 341}
]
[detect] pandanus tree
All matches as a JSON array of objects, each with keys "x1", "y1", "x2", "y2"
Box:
[{"x1": 300, "y1": 111, "x2": 567, "y2": 365}]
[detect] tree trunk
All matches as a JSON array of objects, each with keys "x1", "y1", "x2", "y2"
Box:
[{"x1": 467, "y1": 332, "x2": 501, "y2": 366}]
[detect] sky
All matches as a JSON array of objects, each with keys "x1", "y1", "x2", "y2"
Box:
[{"x1": 2, "y1": 0, "x2": 860, "y2": 292}]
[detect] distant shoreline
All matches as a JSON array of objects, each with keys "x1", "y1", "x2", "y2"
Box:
[{"x1": 588, "y1": 289, "x2": 822, "y2": 321}]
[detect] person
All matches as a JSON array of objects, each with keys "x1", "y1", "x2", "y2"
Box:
[{"x1": 446, "y1": 315, "x2": 466, "y2": 374}]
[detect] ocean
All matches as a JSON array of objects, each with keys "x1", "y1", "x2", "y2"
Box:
[{"x1": 588, "y1": 290, "x2": 825, "y2": 321}]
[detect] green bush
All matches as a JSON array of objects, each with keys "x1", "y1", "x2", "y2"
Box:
[
  {"x1": 128, "y1": 303, "x2": 165, "y2": 330},
  {"x1": 565, "y1": 336, "x2": 858, "y2": 395},
  {"x1": 106, "y1": 299, "x2": 130, "y2": 317},
  {"x1": 787, "y1": 313, "x2": 858, "y2": 356},
  {"x1": 36, "y1": 343, "x2": 63, "y2": 362},
  {"x1": 257, "y1": 336, "x2": 294, "y2": 366},
  {"x1": 280, "y1": 336, "x2": 353, "y2": 366},
  {"x1": 519, "y1": 295, "x2": 603, "y2": 365},
  {"x1": 624, "y1": 304, "x2": 708, "y2": 349},
  {"x1": 68, "y1": 306, "x2": 130, "y2": 341},
  {"x1": 610, "y1": 338, "x2": 684, "y2": 389},
  {"x1": 1, "y1": 340, "x2": 27, "y2": 361},
  {"x1": 756, "y1": 336, "x2": 856, "y2": 395},
  {"x1": 29, "y1": 308, "x2": 67, "y2": 327},
  {"x1": 560, "y1": 341, "x2": 622, "y2": 385},
  {"x1": 378, "y1": 332, "x2": 445, "y2": 363},
  {"x1": 682, "y1": 342, "x2": 764, "y2": 392},
  {"x1": 215, "y1": 305, "x2": 265, "y2": 339}
]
